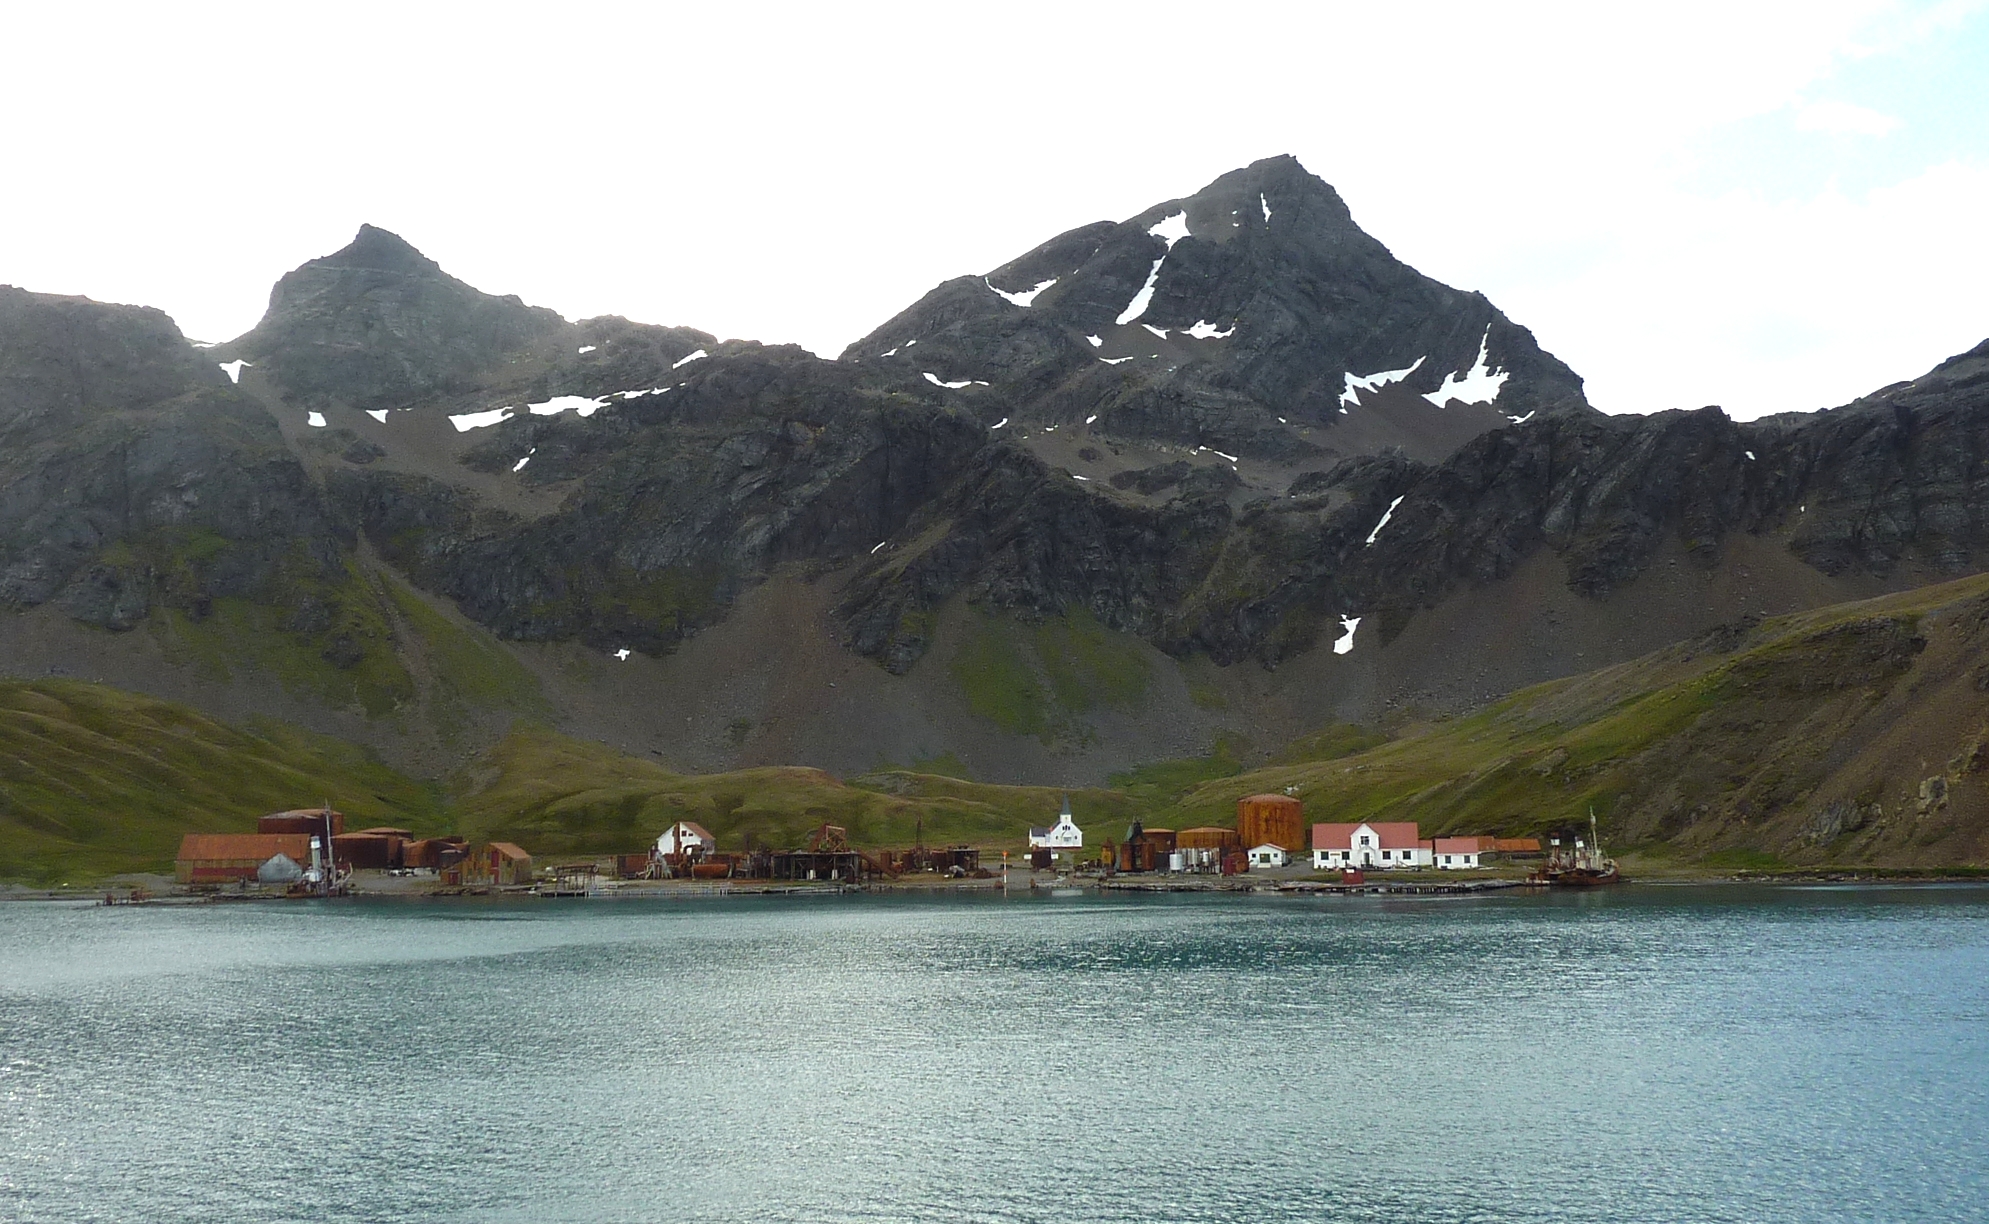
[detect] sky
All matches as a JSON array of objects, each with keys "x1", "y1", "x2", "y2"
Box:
[{"x1": 2, "y1": 0, "x2": 1985, "y2": 419}]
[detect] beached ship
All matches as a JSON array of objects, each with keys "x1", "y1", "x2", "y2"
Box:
[{"x1": 1532, "y1": 811, "x2": 1623, "y2": 886}]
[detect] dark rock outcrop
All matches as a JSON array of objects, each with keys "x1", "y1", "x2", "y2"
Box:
[
  {"x1": 843, "y1": 156, "x2": 1593, "y2": 463},
  {"x1": 0, "y1": 287, "x2": 341, "y2": 628},
  {"x1": 231, "y1": 224, "x2": 564, "y2": 410}
]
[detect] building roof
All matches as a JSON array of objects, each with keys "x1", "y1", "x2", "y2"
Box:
[
  {"x1": 1240, "y1": 793, "x2": 1302, "y2": 808},
  {"x1": 353, "y1": 827, "x2": 413, "y2": 837},
  {"x1": 1311, "y1": 821, "x2": 1423, "y2": 851},
  {"x1": 675, "y1": 821, "x2": 716, "y2": 842},
  {"x1": 1249, "y1": 842, "x2": 1290, "y2": 854},
  {"x1": 489, "y1": 842, "x2": 532, "y2": 861},
  {"x1": 267, "y1": 808, "x2": 340, "y2": 819},
  {"x1": 177, "y1": 833, "x2": 314, "y2": 862},
  {"x1": 1495, "y1": 837, "x2": 1543, "y2": 852},
  {"x1": 1434, "y1": 835, "x2": 1495, "y2": 853}
]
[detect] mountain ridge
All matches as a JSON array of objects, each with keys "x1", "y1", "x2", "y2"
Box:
[{"x1": 2, "y1": 155, "x2": 1987, "y2": 806}]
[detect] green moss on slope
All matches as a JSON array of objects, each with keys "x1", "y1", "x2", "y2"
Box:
[
  {"x1": 0, "y1": 680, "x2": 443, "y2": 884},
  {"x1": 948, "y1": 607, "x2": 1151, "y2": 744}
]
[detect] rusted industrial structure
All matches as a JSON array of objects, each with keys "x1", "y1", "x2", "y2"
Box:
[
  {"x1": 444, "y1": 842, "x2": 534, "y2": 886},
  {"x1": 175, "y1": 833, "x2": 315, "y2": 885},
  {"x1": 745, "y1": 824, "x2": 872, "y2": 882},
  {"x1": 403, "y1": 836, "x2": 468, "y2": 871},
  {"x1": 879, "y1": 845, "x2": 981, "y2": 875},
  {"x1": 1237, "y1": 793, "x2": 1303, "y2": 855},
  {"x1": 331, "y1": 828, "x2": 413, "y2": 870},
  {"x1": 1116, "y1": 823, "x2": 1177, "y2": 873},
  {"x1": 258, "y1": 808, "x2": 345, "y2": 837}
]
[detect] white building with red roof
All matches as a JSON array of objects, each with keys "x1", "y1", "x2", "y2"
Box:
[
  {"x1": 1432, "y1": 835, "x2": 1495, "y2": 869},
  {"x1": 1311, "y1": 821, "x2": 1432, "y2": 870}
]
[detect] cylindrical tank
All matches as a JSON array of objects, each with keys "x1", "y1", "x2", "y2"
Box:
[
  {"x1": 1237, "y1": 794, "x2": 1303, "y2": 852},
  {"x1": 1168, "y1": 851, "x2": 1184, "y2": 873},
  {"x1": 1177, "y1": 826, "x2": 1242, "y2": 851}
]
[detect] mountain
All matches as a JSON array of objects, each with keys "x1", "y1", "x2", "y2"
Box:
[
  {"x1": 845, "y1": 155, "x2": 1593, "y2": 465},
  {"x1": 2, "y1": 156, "x2": 1988, "y2": 818}
]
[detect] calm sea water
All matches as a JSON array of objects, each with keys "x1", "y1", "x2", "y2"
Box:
[{"x1": 2, "y1": 886, "x2": 1986, "y2": 1223}]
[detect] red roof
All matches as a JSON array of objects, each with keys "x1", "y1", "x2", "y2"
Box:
[
  {"x1": 1311, "y1": 821, "x2": 1422, "y2": 851},
  {"x1": 1495, "y1": 837, "x2": 1543, "y2": 852},
  {"x1": 488, "y1": 842, "x2": 532, "y2": 861},
  {"x1": 1434, "y1": 836, "x2": 1495, "y2": 853}
]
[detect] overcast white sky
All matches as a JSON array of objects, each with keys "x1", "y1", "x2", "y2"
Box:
[{"x1": 3, "y1": 0, "x2": 1985, "y2": 418}]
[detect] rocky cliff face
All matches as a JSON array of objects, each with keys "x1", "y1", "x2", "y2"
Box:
[
  {"x1": 0, "y1": 286, "x2": 340, "y2": 630},
  {"x1": 5, "y1": 161, "x2": 1989, "y2": 787},
  {"x1": 844, "y1": 156, "x2": 1593, "y2": 463},
  {"x1": 230, "y1": 224, "x2": 564, "y2": 410},
  {"x1": 831, "y1": 378, "x2": 1989, "y2": 673}
]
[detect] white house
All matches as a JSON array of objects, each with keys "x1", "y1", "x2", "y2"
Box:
[
  {"x1": 1028, "y1": 796, "x2": 1084, "y2": 851},
  {"x1": 1432, "y1": 836, "x2": 1493, "y2": 869},
  {"x1": 655, "y1": 821, "x2": 717, "y2": 859},
  {"x1": 1310, "y1": 822, "x2": 1433, "y2": 870},
  {"x1": 1247, "y1": 843, "x2": 1290, "y2": 869}
]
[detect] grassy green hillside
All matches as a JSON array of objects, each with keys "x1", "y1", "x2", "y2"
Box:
[
  {"x1": 1148, "y1": 574, "x2": 1989, "y2": 869},
  {"x1": 6, "y1": 574, "x2": 1988, "y2": 883},
  {"x1": 0, "y1": 687, "x2": 1127, "y2": 882},
  {"x1": 449, "y1": 728, "x2": 1137, "y2": 859},
  {"x1": 0, "y1": 680, "x2": 445, "y2": 884}
]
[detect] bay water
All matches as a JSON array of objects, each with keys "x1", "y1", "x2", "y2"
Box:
[{"x1": 2, "y1": 885, "x2": 1985, "y2": 1223}]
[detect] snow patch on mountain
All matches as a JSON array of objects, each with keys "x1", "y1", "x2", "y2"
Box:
[
  {"x1": 1340, "y1": 355, "x2": 1426, "y2": 407},
  {"x1": 306, "y1": 411, "x2": 326, "y2": 428},
  {"x1": 987, "y1": 276, "x2": 1057, "y2": 308},
  {"x1": 672, "y1": 349, "x2": 708, "y2": 369},
  {"x1": 530, "y1": 394, "x2": 610, "y2": 418},
  {"x1": 1364, "y1": 495, "x2": 1404, "y2": 547},
  {"x1": 1423, "y1": 329, "x2": 1508, "y2": 407},
  {"x1": 1185, "y1": 319, "x2": 1235, "y2": 339},
  {"x1": 1333, "y1": 615, "x2": 1361, "y2": 655},
  {"x1": 366, "y1": 409, "x2": 388, "y2": 423},
  {"x1": 218, "y1": 360, "x2": 250, "y2": 383},
  {"x1": 1114, "y1": 211, "x2": 1190, "y2": 326},
  {"x1": 450, "y1": 407, "x2": 514, "y2": 431}
]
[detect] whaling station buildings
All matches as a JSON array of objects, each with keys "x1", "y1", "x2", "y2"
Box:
[{"x1": 171, "y1": 792, "x2": 1534, "y2": 894}]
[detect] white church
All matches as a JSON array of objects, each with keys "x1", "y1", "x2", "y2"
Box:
[{"x1": 1028, "y1": 796, "x2": 1084, "y2": 851}]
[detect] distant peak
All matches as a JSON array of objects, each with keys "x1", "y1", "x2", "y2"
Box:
[{"x1": 323, "y1": 224, "x2": 442, "y2": 276}]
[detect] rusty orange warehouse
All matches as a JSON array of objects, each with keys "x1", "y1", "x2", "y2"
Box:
[{"x1": 1236, "y1": 794, "x2": 1303, "y2": 853}]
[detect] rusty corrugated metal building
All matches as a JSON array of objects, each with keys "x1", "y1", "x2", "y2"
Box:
[{"x1": 175, "y1": 834, "x2": 315, "y2": 885}]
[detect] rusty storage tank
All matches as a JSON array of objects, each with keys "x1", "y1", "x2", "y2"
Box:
[
  {"x1": 1236, "y1": 794, "x2": 1303, "y2": 852},
  {"x1": 1177, "y1": 826, "x2": 1242, "y2": 852}
]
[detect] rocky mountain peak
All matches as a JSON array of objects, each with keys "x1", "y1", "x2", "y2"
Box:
[
  {"x1": 843, "y1": 155, "x2": 1591, "y2": 465},
  {"x1": 322, "y1": 224, "x2": 446, "y2": 276},
  {"x1": 234, "y1": 225, "x2": 563, "y2": 411}
]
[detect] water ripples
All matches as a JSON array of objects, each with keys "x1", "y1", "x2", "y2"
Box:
[{"x1": 1, "y1": 886, "x2": 1985, "y2": 1222}]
